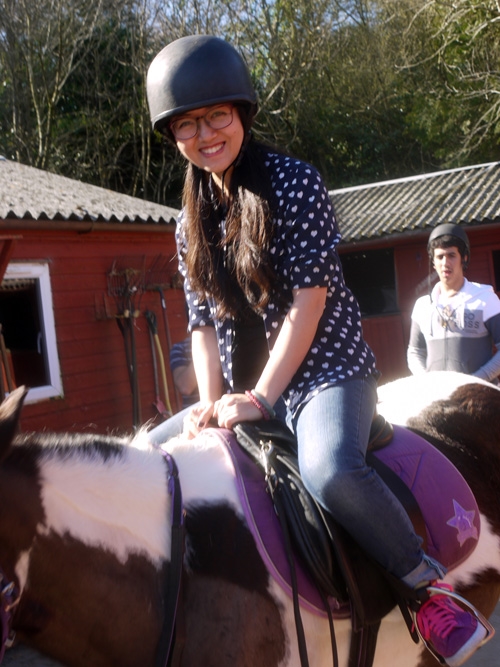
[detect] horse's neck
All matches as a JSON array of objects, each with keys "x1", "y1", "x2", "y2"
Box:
[{"x1": 37, "y1": 443, "x2": 170, "y2": 564}]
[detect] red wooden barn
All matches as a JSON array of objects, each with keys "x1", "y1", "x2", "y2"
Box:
[
  {"x1": 332, "y1": 161, "x2": 500, "y2": 384},
  {"x1": 0, "y1": 158, "x2": 184, "y2": 433},
  {"x1": 2, "y1": 157, "x2": 500, "y2": 434}
]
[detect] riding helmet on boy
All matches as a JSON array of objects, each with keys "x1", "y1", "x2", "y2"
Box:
[{"x1": 427, "y1": 223, "x2": 470, "y2": 270}]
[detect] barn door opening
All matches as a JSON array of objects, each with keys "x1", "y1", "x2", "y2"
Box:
[{"x1": 0, "y1": 262, "x2": 62, "y2": 403}]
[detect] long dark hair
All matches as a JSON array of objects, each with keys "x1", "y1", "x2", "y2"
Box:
[{"x1": 181, "y1": 135, "x2": 282, "y2": 318}]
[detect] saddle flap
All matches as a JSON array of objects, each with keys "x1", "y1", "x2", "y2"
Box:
[{"x1": 234, "y1": 421, "x2": 344, "y2": 600}]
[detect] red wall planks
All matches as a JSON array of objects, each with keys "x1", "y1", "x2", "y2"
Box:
[{"x1": 7, "y1": 226, "x2": 186, "y2": 435}]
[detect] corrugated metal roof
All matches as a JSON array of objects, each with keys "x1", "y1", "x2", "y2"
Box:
[
  {"x1": 330, "y1": 161, "x2": 500, "y2": 243},
  {"x1": 3, "y1": 156, "x2": 498, "y2": 237},
  {"x1": 0, "y1": 157, "x2": 178, "y2": 225}
]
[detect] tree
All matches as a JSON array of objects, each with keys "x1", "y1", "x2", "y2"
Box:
[
  {"x1": 2, "y1": 0, "x2": 499, "y2": 203},
  {"x1": 399, "y1": 0, "x2": 500, "y2": 165},
  {"x1": 0, "y1": 0, "x2": 104, "y2": 168}
]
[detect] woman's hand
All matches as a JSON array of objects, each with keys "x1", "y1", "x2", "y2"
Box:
[
  {"x1": 182, "y1": 393, "x2": 261, "y2": 435},
  {"x1": 182, "y1": 401, "x2": 216, "y2": 438},
  {"x1": 213, "y1": 393, "x2": 261, "y2": 429}
]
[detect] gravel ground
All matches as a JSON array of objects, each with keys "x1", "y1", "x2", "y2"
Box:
[
  {"x1": 2, "y1": 647, "x2": 63, "y2": 666},
  {"x1": 3, "y1": 604, "x2": 499, "y2": 666},
  {"x1": 465, "y1": 602, "x2": 500, "y2": 667}
]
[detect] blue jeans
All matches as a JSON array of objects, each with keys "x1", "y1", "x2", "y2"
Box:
[
  {"x1": 148, "y1": 404, "x2": 195, "y2": 445},
  {"x1": 292, "y1": 377, "x2": 434, "y2": 581}
]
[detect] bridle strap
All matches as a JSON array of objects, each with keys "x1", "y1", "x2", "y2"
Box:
[
  {"x1": 155, "y1": 450, "x2": 185, "y2": 667},
  {"x1": 0, "y1": 569, "x2": 19, "y2": 662}
]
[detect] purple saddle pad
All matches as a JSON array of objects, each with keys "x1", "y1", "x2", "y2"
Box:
[
  {"x1": 206, "y1": 425, "x2": 480, "y2": 618},
  {"x1": 373, "y1": 425, "x2": 479, "y2": 568}
]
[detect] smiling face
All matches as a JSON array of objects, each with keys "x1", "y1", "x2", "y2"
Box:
[{"x1": 172, "y1": 104, "x2": 245, "y2": 189}]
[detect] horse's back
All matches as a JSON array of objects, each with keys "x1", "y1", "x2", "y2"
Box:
[{"x1": 2, "y1": 374, "x2": 500, "y2": 667}]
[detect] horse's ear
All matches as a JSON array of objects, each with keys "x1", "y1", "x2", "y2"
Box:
[{"x1": 0, "y1": 386, "x2": 28, "y2": 461}]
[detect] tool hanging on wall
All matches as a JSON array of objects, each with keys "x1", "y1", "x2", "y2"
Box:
[
  {"x1": 145, "y1": 310, "x2": 172, "y2": 419},
  {"x1": 0, "y1": 324, "x2": 14, "y2": 399},
  {"x1": 107, "y1": 258, "x2": 145, "y2": 430},
  {"x1": 145, "y1": 254, "x2": 180, "y2": 412}
]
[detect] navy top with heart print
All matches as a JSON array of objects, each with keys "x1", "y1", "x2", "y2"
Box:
[{"x1": 176, "y1": 148, "x2": 378, "y2": 416}]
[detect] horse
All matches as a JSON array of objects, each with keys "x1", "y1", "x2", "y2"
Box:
[{"x1": 1, "y1": 371, "x2": 500, "y2": 667}]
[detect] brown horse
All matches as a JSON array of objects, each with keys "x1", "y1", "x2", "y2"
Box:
[{"x1": 1, "y1": 371, "x2": 500, "y2": 666}]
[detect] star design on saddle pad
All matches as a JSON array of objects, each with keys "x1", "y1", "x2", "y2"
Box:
[{"x1": 446, "y1": 500, "x2": 478, "y2": 546}]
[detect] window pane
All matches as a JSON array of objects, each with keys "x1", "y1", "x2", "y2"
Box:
[
  {"x1": 493, "y1": 250, "x2": 500, "y2": 292},
  {"x1": 1, "y1": 263, "x2": 62, "y2": 403},
  {"x1": 0, "y1": 278, "x2": 47, "y2": 387},
  {"x1": 340, "y1": 248, "x2": 398, "y2": 317}
]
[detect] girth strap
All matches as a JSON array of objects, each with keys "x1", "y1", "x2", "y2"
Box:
[
  {"x1": 155, "y1": 451, "x2": 185, "y2": 667},
  {"x1": 0, "y1": 569, "x2": 19, "y2": 662},
  {"x1": 272, "y1": 482, "x2": 312, "y2": 667},
  {"x1": 266, "y1": 455, "x2": 339, "y2": 667}
]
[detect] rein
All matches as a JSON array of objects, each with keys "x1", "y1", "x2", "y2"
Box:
[
  {"x1": 0, "y1": 568, "x2": 19, "y2": 663},
  {"x1": 155, "y1": 447, "x2": 186, "y2": 667}
]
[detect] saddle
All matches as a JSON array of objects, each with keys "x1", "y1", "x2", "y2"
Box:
[{"x1": 228, "y1": 416, "x2": 480, "y2": 667}]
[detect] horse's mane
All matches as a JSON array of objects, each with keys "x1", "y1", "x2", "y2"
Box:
[{"x1": 12, "y1": 430, "x2": 132, "y2": 463}]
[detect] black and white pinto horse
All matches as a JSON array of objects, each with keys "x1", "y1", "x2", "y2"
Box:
[{"x1": 1, "y1": 371, "x2": 500, "y2": 667}]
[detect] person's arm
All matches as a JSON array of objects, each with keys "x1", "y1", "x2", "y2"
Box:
[
  {"x1": 213, "y1": 287, "x2": 327, "y2": 427},
  {"x1": 213, "y1": 163, "x2": 337, "y2": 426},
  {"x1": 191, "y1": 326, "x2": 224, "y2": 402},
  {"x1": 473, "y1": 348, "x2": 500, "y2": 382},
  {"x1": 407, "y1": 319, "x2": 428, "y2": 375},
  {"x1": 474, "y1": 312, "x2": 500, "y2": 382},
  {"x1": 254, "y1": 287, "x2": 327, "y2": 405},
  {"x1": 179, "y1": 326, "x2": 225, "y2": 436},
  {"x1": 171, "y1": 340, "x2": 198, "y2": 398},
  {"x1": 172, "y1": 364, "x2": 198, "y2": 398}
]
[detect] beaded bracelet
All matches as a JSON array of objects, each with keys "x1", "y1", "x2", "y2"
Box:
[
  {"x1": 250, "y1": 389, "x2": 276, "y2": 419},
  {"x1": 245, "y1": 390, "x2": 271, "y2": 420},
  {"x1": 251, "y1": 390, "x2": 276, "y2": 419}
]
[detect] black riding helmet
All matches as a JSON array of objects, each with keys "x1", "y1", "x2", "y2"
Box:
[
  {"x1": 427, "y1": 223, "x2": 471, "y2": 269},
  {"x1": 146, "y1": 35, "x2": 258, "y2": 141}
]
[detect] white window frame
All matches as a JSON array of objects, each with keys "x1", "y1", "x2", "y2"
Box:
[{"x1": 4, "y1": 261, "x2": 63, "y2": 403}]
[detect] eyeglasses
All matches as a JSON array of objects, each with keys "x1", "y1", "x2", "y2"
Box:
[{"x1": 170, "y1": 105, "x2": 234, "y2": 140}]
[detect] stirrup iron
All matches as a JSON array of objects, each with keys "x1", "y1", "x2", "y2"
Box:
[{"x1": 412, "y1": 586, "x2": 495, "y2": 664}]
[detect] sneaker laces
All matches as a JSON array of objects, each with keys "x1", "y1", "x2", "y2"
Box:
[{"x1": 417, "y1": 585, "x2": 460, "y2": 641}]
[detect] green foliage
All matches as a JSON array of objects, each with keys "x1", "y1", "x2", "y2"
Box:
[
  {"x1": 1, "y1": 0, "x2": 499, "y2": 205},
  {"x1": 398, "y1": 0, "x2": 500, "y2": 166}
]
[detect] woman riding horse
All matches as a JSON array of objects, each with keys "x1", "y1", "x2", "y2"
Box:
[{"x1": 146, "y1": 34, "x2": 491, "y2": 666}]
